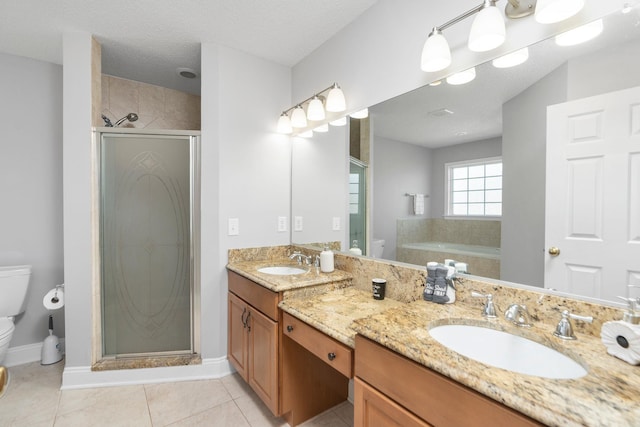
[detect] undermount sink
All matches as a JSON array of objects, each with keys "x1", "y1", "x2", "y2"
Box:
[
  {"x1": 257, "y1": 266, "x2": 308, "y2": 275},
  {"x1": 428, "y1": 324, "x2": 587, "y2": 380}
]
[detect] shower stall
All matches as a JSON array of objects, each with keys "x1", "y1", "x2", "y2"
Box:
[{"x1": 95, "y1": 129, "x2": 200, "y2": 361}]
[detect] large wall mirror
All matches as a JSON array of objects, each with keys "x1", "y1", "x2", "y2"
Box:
[{"x1": 292, "y1": 7, "x2": 640, "y2": 305}]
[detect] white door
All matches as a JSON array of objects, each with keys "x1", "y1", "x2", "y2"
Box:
[{"x1": 545, "y1": 86, "x2": 640, "y2": 302}]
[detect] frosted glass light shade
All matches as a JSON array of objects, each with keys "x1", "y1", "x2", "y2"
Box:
[
  {"x1": 421, "y1": 28, "x2": 451, "y2": 72},
  {"x1": 446, "y1": 67, "x2": 476, "y2": 85},
  {"x1": 330, "y1": 117, "x2": 347, "y2": 126},
  {"x1": 535, "y1": 0, "x2": 585, "y2": 24},
  {"x1": 326, "y1": 85, "x2": 346, "y2": 112},
  {"x1": 307, "y1": 96, "x2": 325, "y2": 121},
  {"x1": 291, "y1": 106, "x2": 307, "y2": 128},
  {"x1": 555, "y1": 19, "x2": 603, "y2": 46},
  {"x1": 350, "y1": 108, "x2": 369, "y2": 119},
  {"x1": 468, "y1": 1, "x2": 505, "y2": 52},
  {"x1": 277, "y1": 113, "x2": 292, "y2": 134},
  {"x1": 492, "y1": 47, "x2": 529, "y2": 68}
]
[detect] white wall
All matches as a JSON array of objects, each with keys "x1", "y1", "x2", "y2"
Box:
[
  {"x1": 372, "y1": 136, "x2": 431, "y2": 261},
  {"x1": 291, "y1": 128, "x2": 349, "y2": 248},
  {"x1": 0, "y1": 53, "x2": 64, "y2": 353}
]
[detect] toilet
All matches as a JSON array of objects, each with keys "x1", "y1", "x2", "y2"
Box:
[
  {"x1": 372, "y1": 239, "x2": 385, "y2": 258},
  {"x1": 0, "y1": 265, "x2": 32, "y2": 365}
]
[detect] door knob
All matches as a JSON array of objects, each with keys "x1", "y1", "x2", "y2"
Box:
[{"x1": 548, "y1": 247, "x2": 560, "y2": 256}]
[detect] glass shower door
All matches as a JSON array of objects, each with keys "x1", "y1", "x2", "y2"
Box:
[
  {"x1": 100, "y1": 133, "x2": 195, "y2": 357},
  {"x1": 349, "y1": 158, "x2": 367, "y2": 255}
]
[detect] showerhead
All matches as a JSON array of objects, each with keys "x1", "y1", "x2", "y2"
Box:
[{"x1": 114, "y1": 113, "x2": 139, "y2": 127}]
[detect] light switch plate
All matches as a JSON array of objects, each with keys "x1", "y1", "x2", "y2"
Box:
[
  {"x1": 294, "y1": 216, "x2": 303, "y2": 232},
  {"x1": 278, "y1": 216, "x2": 287, "y2": 232},
  {"x1": 332, "y1": 217, "x2": 341, "y2": 231},
  {"x1": 228, "y1": 218, "x2": 239, "y2": 236}
]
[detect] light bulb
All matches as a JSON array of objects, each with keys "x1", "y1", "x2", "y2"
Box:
[
  {"x1": 307, "y1": 96, "x2": 325, "y2": 121},
  {"x1": 468, "y1": 0, "x2": 505, "y2": 52},
  {"x1": 446, "y1": 67, "x2": 476, "y2": 85},
  {"x1": 492, "y1": 47, "x2": 529, "y2": 68},
  {"x1": 277, "y1": 113, "x2": 292, "y2": 134},
  {"x1": 535, "y1": 0, "x2": 585, "y2": 24},
  {"x1": 421, "y1": 28, "x2": 451, "y2": 72},
  {"x1": 555, "y1": 19, "x2": 603, "y2": 46},
  {"x1": 326, "y1": 84, "x2": 346, "y2": 112},
  {"x1": 291, "y1": 105, "x2": 307, "y2": 128}
]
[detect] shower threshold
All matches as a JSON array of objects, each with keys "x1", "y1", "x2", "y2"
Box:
[{"x1": 92, "y1": 354, "x2": 201, "y2": 371}]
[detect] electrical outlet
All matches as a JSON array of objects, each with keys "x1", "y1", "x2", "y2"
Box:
[
  {"x1": 278, "y1": 216, "x2": 287, "y2": 232},
  {"x1": 332, "y1": 217, "x2": 341, "y2": 231},
  {"x1": 228, "y1": 218, "x2": 239, "y2": 236},
  {"x1": 294, "y1": 216, "x2": 303, "y2": 232}
]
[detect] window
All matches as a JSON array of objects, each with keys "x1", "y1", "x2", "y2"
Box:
[{"x1": 446, "y1": 157, "x2": 502, "y2": 217}]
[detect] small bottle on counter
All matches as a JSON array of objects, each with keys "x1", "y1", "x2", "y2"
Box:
[
  {"x1": 349, "y1": 239, "x2": 362, "y2": 255},
  {"x1": 320, "y1": 245, "x2": 334, "y2": 273}
]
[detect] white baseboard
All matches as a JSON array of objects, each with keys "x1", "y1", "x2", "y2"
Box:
[
  {"x1": 3, "y1": 339, "x2": 66, "y2": 367},
  {"x1": 61, "y1": 356, "x2": 234, "y2": 390}
]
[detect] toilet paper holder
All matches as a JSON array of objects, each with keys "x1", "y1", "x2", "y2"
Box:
[{"x1": 43, "y1": 284, "x2": 65, "y2": 310}]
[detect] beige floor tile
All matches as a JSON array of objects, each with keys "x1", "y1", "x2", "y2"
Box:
[
  {"x1": 233, "y1": 393, "x2": 288, "y2": 427},
  {"x1": 220, "y1": 373, "x2": 252, "y2": 399},
  {"x1": 298, "y1": 405, "x2": 349, "y2": 427},
  {"x1": 167, "y1": 400, "x2": 250, "y2": 427},
  {"x1": 55, "y1": 385, "x2": 151, "y2": 427},
  {"x1": 331, "y1": 401, "x2": 354, "y2": 426},
  {"x1": 144, "y1": 379, "x2": 232, "y2": 427}
]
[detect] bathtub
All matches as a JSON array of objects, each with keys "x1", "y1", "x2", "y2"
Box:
[{"x1": 397, "y1": 241, "x2": 501, "y2": 279}]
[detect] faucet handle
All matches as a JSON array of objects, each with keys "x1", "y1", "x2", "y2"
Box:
[
  {"x1": 471, "y1": 291, "x2": 498, "y2": 318},
  {"x1": 553, "y1": 310, "x2": 593, "y2": 340}
]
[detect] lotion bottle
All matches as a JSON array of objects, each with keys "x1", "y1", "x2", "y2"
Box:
[
  {"x1": 320, "y1": 245, "x2": 334, "y2": 273},
  {"x1": 349, "y1": 239, "x2": 362, "y2": 255}
]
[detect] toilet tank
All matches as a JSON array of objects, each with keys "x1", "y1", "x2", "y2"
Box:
[{"x1": 0, "y1": 265, "x2": 32, "y2": 317}]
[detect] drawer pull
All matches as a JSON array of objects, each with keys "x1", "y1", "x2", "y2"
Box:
[
  {"x1": 327, "y1": 352, "x2": 336, "y2": 361},
  {"x1": 287, "y1": 325, "x2": 294, "y2": 333}
]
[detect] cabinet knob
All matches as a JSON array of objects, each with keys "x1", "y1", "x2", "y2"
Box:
[
  {"x1": 327, "y1": 352, "x2": 336, "y2": 361},
  {"x1": 286, "y1": 325, "x2": 294, "y2": 332}
]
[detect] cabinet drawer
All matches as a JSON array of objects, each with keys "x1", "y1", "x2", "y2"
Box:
[
  {"x1": 283, "y1": 312, "x2": 353, "y2": 378},
  {"x1": 355, "y1": 335, "x2": 543, "y2": 427},
  {"x1": 228, "y1": 271, "x2": 280, "y2": 321}
]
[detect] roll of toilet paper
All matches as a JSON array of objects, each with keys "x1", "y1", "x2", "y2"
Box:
[
  {"x1": 600, "y1": 321, "x2": 640, "y2": 365},
  {"x1": 43, "y1": 287, "x2": 64, "y2": 310}
]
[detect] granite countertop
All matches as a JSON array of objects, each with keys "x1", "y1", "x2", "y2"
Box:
[
  {"x1": 279, "y1": 287, "x2": 404, "y2": 347},
  {"x1": 352, "y1": 300, "x2": 640, "y2": 427},
  {"x1": 227, "y1": 259, "x2": 352, "y2": 292}
]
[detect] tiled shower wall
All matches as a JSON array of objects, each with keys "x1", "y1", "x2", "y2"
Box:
[{"x1": 101, "y1": 75, "x2": 201, "y2": 130}]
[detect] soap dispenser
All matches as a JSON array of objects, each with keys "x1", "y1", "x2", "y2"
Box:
[
  {"x1": 320, "y1": 245, "x2": 334, "y2": 273},
  {"x1": 349, "y1": 239, "x2": 362, "y2": 255}
]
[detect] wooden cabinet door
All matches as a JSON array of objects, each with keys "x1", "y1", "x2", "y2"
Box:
[
  {"x1": 228, "y1": 292, "x2": 248, "y2": 381},
  {"x1": 247, "y1": 306, "x2": 279, "y2": 415},
  {"x1": 355, "y1": 378, "x2": 432, "y2": 427}
]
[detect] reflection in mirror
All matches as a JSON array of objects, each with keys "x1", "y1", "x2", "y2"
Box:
[
  {"x1": 369, "y1": 9, "x2": 640, "y2": 303},
  {"x1": 291, "y1": 7, "x2": 640, "y2": 305}
]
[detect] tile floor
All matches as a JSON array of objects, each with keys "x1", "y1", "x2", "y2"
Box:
[{"x1": 0, "y1": 361, "x2": 354, "y2": 427}]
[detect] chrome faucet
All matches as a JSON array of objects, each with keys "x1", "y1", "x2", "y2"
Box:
[
  {"x1": 289, "y1": 251, "x2": 311, "y2": 265},
  {"x1": 504, "y1": 304, "x2": 532, "y2": 327},
  {"x1": 471, "y1": 292, "x2": 498, "y2": 318},
  {"x1": 553, "y1": 310, "x2": 593, "y2": 340}
]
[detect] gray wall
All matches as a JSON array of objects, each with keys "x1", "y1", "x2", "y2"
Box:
[
  {"x1": 372, "y1": 136, "x2": 431, "y2": 261},
  {"x1": 0, "y1": 52, "x2": 65, "y2": 349},
  {"x1": 430, "y1": 137, "x2": 502, "y2": 218}
]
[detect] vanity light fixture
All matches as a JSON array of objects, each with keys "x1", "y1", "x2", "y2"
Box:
[
  {"x1": 330, "y1": 117, "x2": 347, "y2": 127},
  {"x1": 350, "y1": 108, "x2": 369, "y2": 119},
  {"x1": 535, "y1": 0, "x2": 584, "y2": 24},
  {"x1": 276, "y1": 83, "x2": 346, "y2": 134},
  {"x1": 468, "y1": 0, "x2": 506, "y2": 52},
  {"x1": 555, "y1": 18, "x2": 603, "y2": 46},
  {"x1": 446, "y1": 67, "x2": 477, "y2": 85},
  {"x1": 421, "y1": 28, "x2": 452, "y2": 72},
  {"x1": 492, "y1": 47, "x2": 529, "y2": 68}
]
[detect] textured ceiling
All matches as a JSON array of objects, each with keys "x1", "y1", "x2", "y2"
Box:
[{"x1": 0, "y1": 0, "x2": 378, "y2": 94}]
